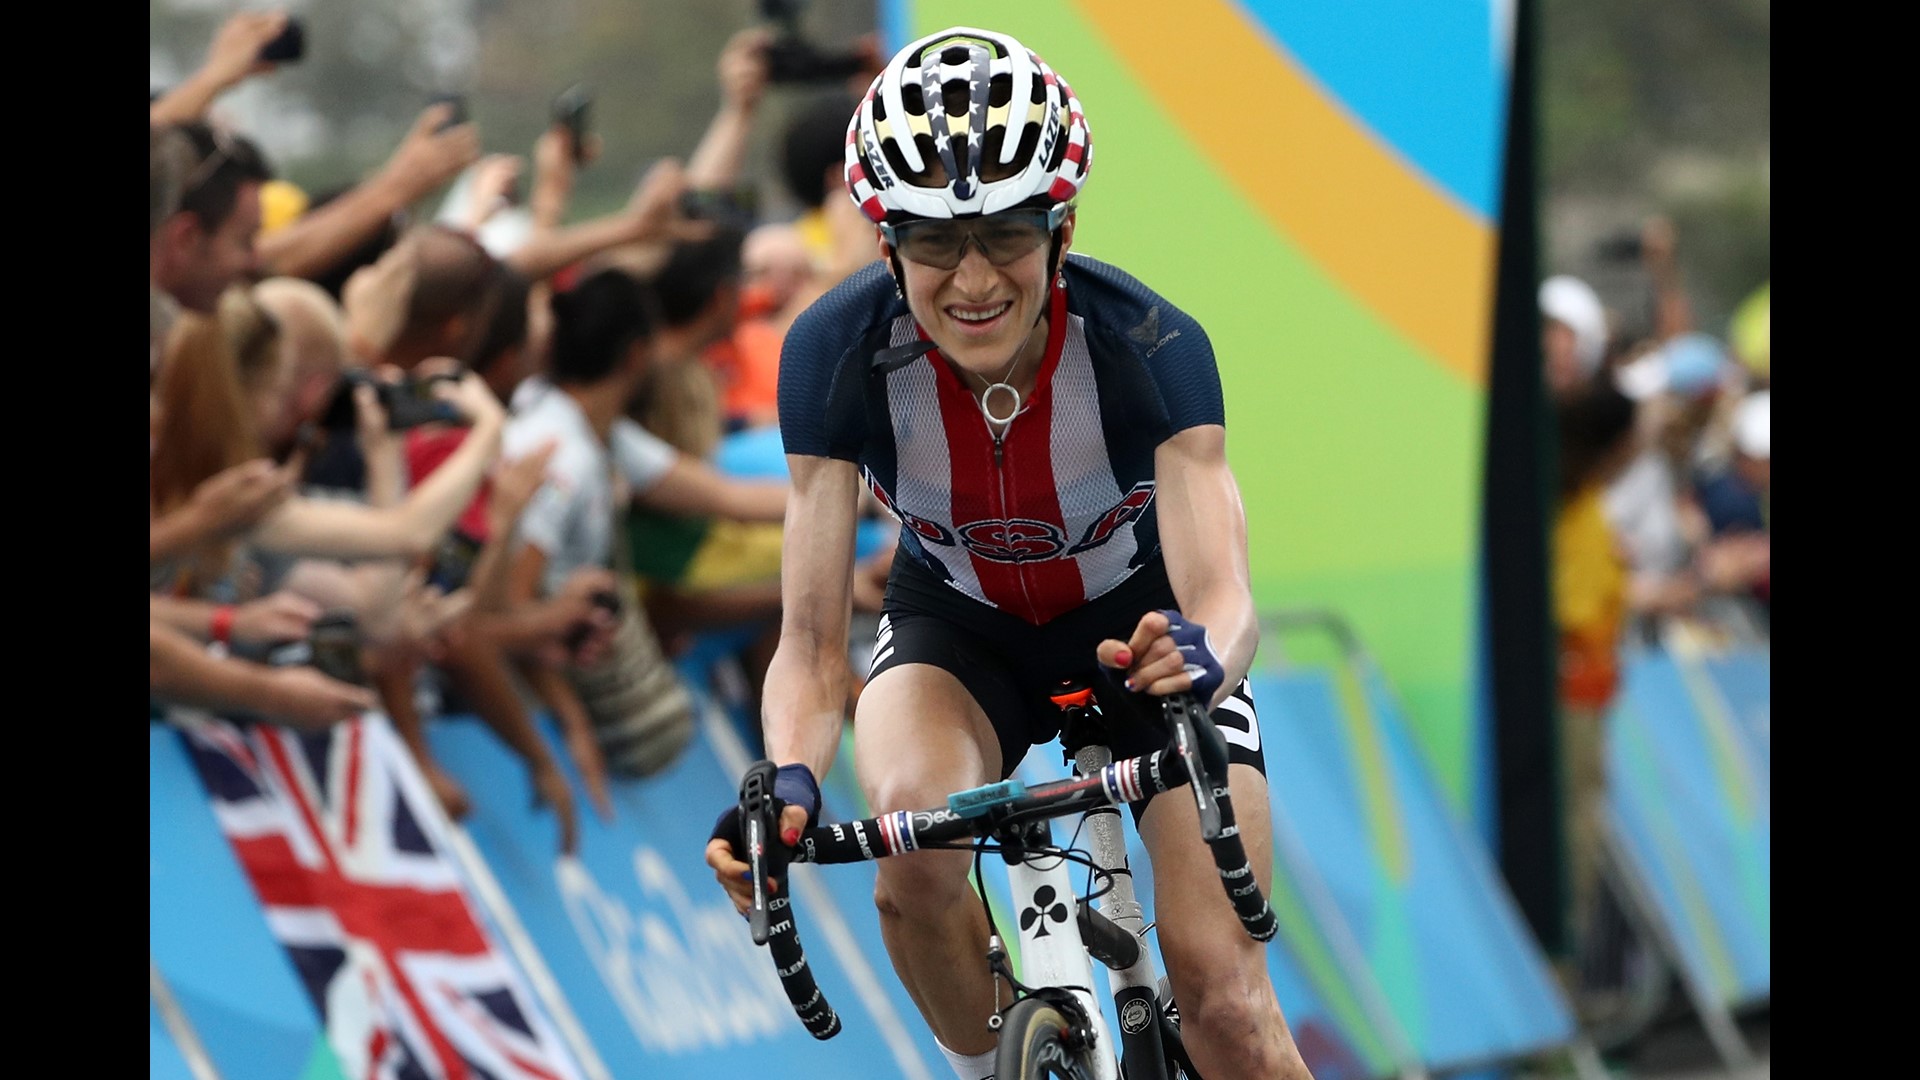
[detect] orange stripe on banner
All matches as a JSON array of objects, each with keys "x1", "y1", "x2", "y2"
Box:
[{"x1": 1074, "y1": 0, "x2": 1495, "y2": 384}]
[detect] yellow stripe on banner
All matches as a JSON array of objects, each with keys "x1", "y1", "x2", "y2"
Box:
[{"x1": 1073, "y1": 0, "x2": 1495, "y2": 384}]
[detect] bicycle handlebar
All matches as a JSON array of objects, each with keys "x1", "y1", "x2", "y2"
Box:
[{"x1": 736, "y1": 693, "x2": 1275, "y2": 1040}]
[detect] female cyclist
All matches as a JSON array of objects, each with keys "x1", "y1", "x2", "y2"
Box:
[{"x1": 708, "y1": 26, "x2": 1313, "y2": 1079}]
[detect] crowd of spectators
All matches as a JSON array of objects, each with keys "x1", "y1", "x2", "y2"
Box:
[
  {"x1": 1539, "y1": 218, "x2": 1770, "y2": 1020},
  {"x1": 149, "y1": 11, "x2": 888, "y2": 851}
]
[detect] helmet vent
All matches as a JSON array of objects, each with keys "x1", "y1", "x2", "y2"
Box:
[{"x1": 988, "y1": 73, "x2": 1013, "y2": 107}]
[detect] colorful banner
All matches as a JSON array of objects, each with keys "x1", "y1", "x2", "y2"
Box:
[
  {"x1": 172, "y1": 714, "x2": 585, "y2": 1079},
  {"x1": 895, "y1": 0, "x2": 1512, "y2": 815},
  {"x1": 1607, "y1": 652, "x2": 1771, "y2": 1009},
  {"x1": 1252, "y1": 661, "x2": 1576, "y2": 1070},
  {"x1": 151, "y1": 722, "x2": 347, "y2": 1080},
  {"x1": 421, "y1": 701, "x2": 948, "y2": 1080}
]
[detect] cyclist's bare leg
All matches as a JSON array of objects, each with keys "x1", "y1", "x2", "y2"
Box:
[
  {"x1": 1140, "y1": 764, "x2": 1315, "y2": 1079},
  {"x1": 853, "y1": 662, "x2": 1007, "y2": 1056}
]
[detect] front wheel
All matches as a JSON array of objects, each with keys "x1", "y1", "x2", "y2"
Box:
[{"x1": 995, "y1": 998, "x2": 1100, "y2": 1080}]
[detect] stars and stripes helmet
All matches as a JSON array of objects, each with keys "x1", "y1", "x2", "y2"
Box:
[{"x1": 845, "y1": 27, "x2": 1092, "y2": 233}]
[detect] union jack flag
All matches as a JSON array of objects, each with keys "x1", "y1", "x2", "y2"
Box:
[{"x1": 176, "y1": 713, "x2": 584, "y2": 1080}]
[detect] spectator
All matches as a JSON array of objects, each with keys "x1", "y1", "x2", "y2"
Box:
[
  {"x1": 1550, "y1": 379, "x2": 1637, "y2": 1013},
  {"x1": 150, "y1": 289, "x2": 507, "y2": 583},
  {"x1": 151, "y1": 122, "x2": 271, "y2": 315},
  {"x1": 1539, "y1": 274, "x2": 1610, "y2": 403},
  {"x1": 504, "y1": 269, "x2": 696, "y2": 785},
  {"x1": 1694, "y1": 390, "x2": 1770, "y2": 619},
  {"x1": 252, "y1": 277, "x2": 357, "y2": 458}
]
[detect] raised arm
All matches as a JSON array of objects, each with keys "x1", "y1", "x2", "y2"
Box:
[
  {"x1": 759, "y1": 454, "x2": 862, "y2": 780},
  {"x1": 685, "y1": 28, "x2": 773, "y2": 192},
  {"x1": 505, "y1": 159, "x2": 697, "y2": 284},
  {"x1": 632, "y1": 454, "x2": 788, "y2": 523},
  {"x1": 149, "y1": 11, "x2": 289, "y2": 126},
  {"x1": 249, "y1": 373, "x2": 506, "y2": 560},
  {"x1": 257, "y1": 106, "x2": 480, "y2": 281},
  {"x1": 1151, "y1": 424, "x2": 1259, "y2": 705}
]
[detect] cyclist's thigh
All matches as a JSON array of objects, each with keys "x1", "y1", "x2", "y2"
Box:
[
  {"x1": 852, "y1": 661, "x2": 1005, "y2": 814},
  {"x1": 1138, "y1": 764, "x2": 1278, "y2": 994}
]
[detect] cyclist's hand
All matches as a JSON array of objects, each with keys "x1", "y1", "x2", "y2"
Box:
[
  {"x1": 1097, "y1": 608, "x2": 1225, "y2": 704},
  {"x1": 706, "y1": 763, "x2": 819, "y2": 915}
]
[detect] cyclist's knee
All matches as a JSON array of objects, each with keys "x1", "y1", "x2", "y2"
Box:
[
  {"x1": 1175, "y1": 973, "x2": 1298, "y2": 1073},
  {"x1": 872, "y1": 850, "x2": 974, "y2": 919}
]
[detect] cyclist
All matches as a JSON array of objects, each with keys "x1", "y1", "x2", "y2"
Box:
[{"x1": 707, "y1": 26, "x2": 1313, "y2": 1079}]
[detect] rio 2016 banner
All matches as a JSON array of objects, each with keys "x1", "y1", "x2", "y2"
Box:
[{"x1": 891, "y1": 0, "x2": 1511, "y2": 814}]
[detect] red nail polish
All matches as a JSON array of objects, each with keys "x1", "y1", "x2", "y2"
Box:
[
  {"x1": 782, "y1": 828, "x2": 800, "y2": 846},
  {"x1": 1116, "y1": 649, "x2": 1132, "y2": 667}
]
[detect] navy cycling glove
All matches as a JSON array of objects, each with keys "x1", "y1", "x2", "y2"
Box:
[
  {"x1": 712, "y1": 763, "x2": 822, "y2": 852},
  {"x1": 1156, "y1": 608, "x2": 1226, "y2": 704}
]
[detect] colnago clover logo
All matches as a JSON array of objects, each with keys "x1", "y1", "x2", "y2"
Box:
[
  {"x1": 959, "y1": 519, "x2": 1067, "y2": 563},
  {"x1": 1020, "y1": 885, "x2": 1071, "y2": 938},
  {"x1": 1067, "y1": 482, "x2": 1156, "y2": 555}
]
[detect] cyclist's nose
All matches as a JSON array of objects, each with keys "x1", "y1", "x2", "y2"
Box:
[{"x1": 952, "y1": 236, "x2": 996, "y2": 289}]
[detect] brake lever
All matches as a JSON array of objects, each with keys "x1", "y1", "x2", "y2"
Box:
[
  {"x1": 1165, "y1": 694, "x2": 1227, "y2": 841},
  {"x1": 740, "y1": 759, "x2": 778, "y2": 946}
]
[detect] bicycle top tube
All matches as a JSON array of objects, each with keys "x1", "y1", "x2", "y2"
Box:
[{"x1": 789, "y1": 746, "x2": 1192, "y2": 866}]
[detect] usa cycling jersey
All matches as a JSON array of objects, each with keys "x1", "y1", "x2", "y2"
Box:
[{"x1": 779, "y1": 253, "x2": 1224, "y2": 626}]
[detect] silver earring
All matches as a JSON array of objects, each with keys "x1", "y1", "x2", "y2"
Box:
[
  {"x1": 894, "y1": 279, "x2": 904, "y2": 299},
  {"x1": 1056, "y1": 272, "x2": 1066, "y2": 289}
]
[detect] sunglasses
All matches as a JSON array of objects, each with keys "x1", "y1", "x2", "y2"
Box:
[
  {"x1": 179, "y1": 125, "x2": 242, "y2": 205},
  {"x1": 882, "y1": 206, "x2": 1068, "y2": 270}
]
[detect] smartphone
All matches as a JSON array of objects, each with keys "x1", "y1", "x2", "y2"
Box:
[
  {"x1": 320, "y1": 370, "x2": 463, "y2": 432},
  {"x1": 765, "y1": 39, "x2": 869, "y2": 84},
  {"x1": 429, "y1": 94, "x2": 469, "y2": 133},
  {"x1": 259, "y1": 17, "x2": 305, "y2": 63},
  {"x1": 426, "y1": 529, "x2": 485, "y2": 594},
  {"x1": 308, "y1": 613, "x2": 368, "y2": 687},
  {"x1": 552, "y1": 83, "x2": 593, "y2": 164}
]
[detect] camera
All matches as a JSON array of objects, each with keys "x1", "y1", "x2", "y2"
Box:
[
  {"x1": 258, "y1": 17, "x2": 305, "y2": 64},
  {"x1": 426, "y1": 528, "x2": 485, "y2": 594},
  {"x1": 758, "y1": 0, "x2": 868, "y2": 84},
  {"x1": 552, "y1": 84, "x2": 593, "y2": 165},
  {"x1": 266, "y1": 612, "x2": 367, "y2": 687},
  {"x1": 564, "y1": 589, "x2": 624, "y2": 653},
  {"x1": 319, "y1": 370, "x2": 465, "y2": 432},
  {"x1": 429, "y1": 94, "x2": 468, "y2": 133}
]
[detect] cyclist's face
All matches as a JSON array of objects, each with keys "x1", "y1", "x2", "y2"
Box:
[{"x1": 888, "y1": 210, "x2": 1075, "y2": 375}]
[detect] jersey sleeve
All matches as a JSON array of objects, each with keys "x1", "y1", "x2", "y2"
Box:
[
  {"x1": 778, "y1": 263, "x2": 897, "y2": 461},
  {"x1": 1139, "y1": 302, "x2": 1224, "y2": 433}
]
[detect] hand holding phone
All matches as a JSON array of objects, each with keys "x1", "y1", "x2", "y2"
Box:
[
  {"x1": 258, "y1": 16, "x2": 305, "y2": 63},
  {"x1": 552, "y1": 84, "x2": 594, "y2": 165},
  {"x1": 429, "y1": 94, "x2": 469, "y2": 133}
]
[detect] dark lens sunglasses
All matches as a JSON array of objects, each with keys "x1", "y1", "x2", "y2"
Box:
[{"x1": 882, "y1": 206, "x2": 1068, "y2": 270}]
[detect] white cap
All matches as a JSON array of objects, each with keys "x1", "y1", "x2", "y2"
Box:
[
  {"x1": 1540, "y1": 275, "x2": 1609, "y2": 377},
  {"x1": 1615, "y1": 354, "x2": 1668, "y2": 400},
  {"x1": 1734, "y1": 391, "x2": 1769, "y2": 460}
]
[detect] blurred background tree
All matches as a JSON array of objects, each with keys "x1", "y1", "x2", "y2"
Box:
[
  {"x1": 1540, "y1": 0, "x2": 1770, "y2": 341},
  {"x1": 150, "y1": 0, "x2": 877, "y2": 218},
  {"x1": 152, "y1": 0, "x2": 1768, "y2": 338}
]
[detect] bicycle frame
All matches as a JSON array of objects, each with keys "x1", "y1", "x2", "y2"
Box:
[{"x1": 739, "y1": 693, "x2": 1273, "y2": 1074}]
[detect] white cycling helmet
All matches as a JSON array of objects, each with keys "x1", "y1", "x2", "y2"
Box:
[{"x1": 845, "y1": 27, "x2": 1091, "y2": 231}]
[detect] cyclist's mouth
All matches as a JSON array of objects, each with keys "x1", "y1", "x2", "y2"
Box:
[{"x1": 946, "y1": 300, "x2": 1012, "y2": 336}]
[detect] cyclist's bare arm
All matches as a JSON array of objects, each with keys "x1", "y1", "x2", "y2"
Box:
[
  {"x1": 707, "y1": 452, "x2": 861, "y2": 906},
  {"x1": 1098, "y1": 424, "x2": 1258, "y2": 708}
]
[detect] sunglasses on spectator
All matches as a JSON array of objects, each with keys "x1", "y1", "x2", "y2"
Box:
[
  {"x1": 179, "y1": 125, "x2": 241, "y2": 205},
  {"x1": 881, "y1": 207, "x2": 1066, "y2": 270}
]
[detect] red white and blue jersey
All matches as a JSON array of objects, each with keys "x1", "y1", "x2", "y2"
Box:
[{"x1": 779, "y1": 254, "x2": 1224, "y2": 626}]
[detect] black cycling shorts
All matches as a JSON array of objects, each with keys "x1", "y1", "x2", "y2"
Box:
[{"x1": 867, "y1": 551, "x2": 1266, "y2": 823}]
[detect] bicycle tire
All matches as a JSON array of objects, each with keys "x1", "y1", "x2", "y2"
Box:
[{"x1": 994, "y1": 998, "x2": 1100, "y2": 1080}]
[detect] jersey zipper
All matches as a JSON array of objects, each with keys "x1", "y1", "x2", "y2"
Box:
[{"x1": 987, "y1": 419, "x2": 1040, "y2": 620}]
